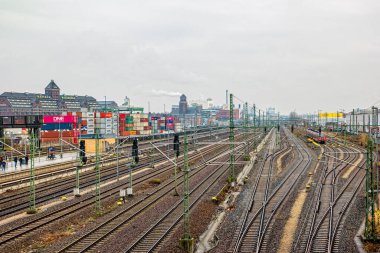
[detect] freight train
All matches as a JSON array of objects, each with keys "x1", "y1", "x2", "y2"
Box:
[{"x1": 306, "y1": 128, "x2": 327, "y2": 144}]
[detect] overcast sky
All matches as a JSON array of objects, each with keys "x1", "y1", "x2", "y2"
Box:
[{"x1": 1, "y1": 0, "x2": 379, "y2": 114}]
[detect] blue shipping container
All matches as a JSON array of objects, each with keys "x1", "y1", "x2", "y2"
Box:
[{"x1": 42, "y1": 123, "x2": 73, "y2": 131}]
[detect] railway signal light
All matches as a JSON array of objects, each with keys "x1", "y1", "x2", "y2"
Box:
[
  {"x1": 173, "y1": 134, "x2": 180, "y2": 157},
  {"x1": 79, "y1": 140, "x2": 87, "y2": 164},
  {"x1": 173, "y1": 133, "x2": 180, "y2": 196},
  {"x1": 132, "y1": 138, "x2": 139, "y2": 164}
]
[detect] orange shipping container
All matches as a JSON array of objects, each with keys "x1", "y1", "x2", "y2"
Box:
[{"x1": 100, "y1": 112, "x2": 113, "y2": 118}]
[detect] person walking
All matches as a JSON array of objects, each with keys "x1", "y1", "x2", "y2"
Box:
[
  {"x1": 25, "y1": 155, "x2": 29, "y2": 165},
  {"x1": 0, "y1": 157, "x2": 4, "y2": 172},
  {"x1": 19, "y1": 157, "x2": 23, "y2": 167},
  {"x1": 14, "y1": 157, "x2": 17, "y2": 168}
]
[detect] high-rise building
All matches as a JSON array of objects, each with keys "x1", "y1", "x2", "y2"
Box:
[{"x1": 179, "y1": 94, "x2": 188, "y2": 115}]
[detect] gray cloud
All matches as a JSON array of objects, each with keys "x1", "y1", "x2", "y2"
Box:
[{"x1": 0, "y1": 0, "x2": 379, "y2": 114}]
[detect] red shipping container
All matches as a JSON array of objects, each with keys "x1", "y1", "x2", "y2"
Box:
[
  {"x1": 41, "y1": 131, "x2": 59, "y2": 138},
  {"x1": 140, "y1": 118, "x2": 148, "y2": 123},
  {"x1": 144, "y1": 126, "x2": 152, "y2": 130},
  {"x1": 100, "y1": 112, "x2": 113, "y2": 118},
  {"x1": 76, "y1": 112, "x2": 82, "y2": 117},
  {"x1": 62, "y1": 130, "x2": 74, "y2": 137},
  {"x1": 119, "y1": 113, "x2": 126, "y2": 119},
  {"x1": 67, "y1": 112, "x2": 72, "y2": 116}
]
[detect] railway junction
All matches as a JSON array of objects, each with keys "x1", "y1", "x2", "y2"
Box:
[{"x1": 0, "y1": 99, "x2": 379, "y2": 253}]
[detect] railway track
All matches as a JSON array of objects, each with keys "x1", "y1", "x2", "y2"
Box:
[
  {"x1": 293, "y1": 141, "x2": 365, "y2": 253},
  {"x1": 0, "y1": 128, "x2": 228, "y2": 185},
  {"x1": 56, "y1": 132, "x2": 260, "y2": 253},
  {"x1": 0, "y1": 132, "x2": 259, "y2": 251},
  {"x1": 232, "y1": 127, "x2": 313, "y2": 253},
  {"x1": 0, "y1": 130, "x2": 231, "y2": 217}
]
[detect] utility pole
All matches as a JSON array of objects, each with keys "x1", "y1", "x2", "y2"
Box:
[
  {"x1": 244, "y1": 102, "x2": 249, "y2": 160},
  {"x1": 228, "y1": 93, "x2": 236, "y2": 185},
  {"x1": 276, "y1": 112, "x2": 280, "y2": 147},
  {"x1": 365, "y1": 135, "x2": 376, "y2": 240},
  {"x1": 258, "y1": 109, "x2": 261, "y2": 128},
  {"x1": 59, "y1": 120, "x2": 63, "y2": 159},
  {"x1": 95, "y1": 127, "x2": 101, "y2": 215},
  {"x1": 180, "y1": 131, "x2": 194, "y2": 252},
  {"x1": 372, "y1": 107, "x2": 379, "y2": 208},
  {"x1": 115, "y1": 110, "x2": 120, "y2": 181},
  {"x1": 27, "y1": 130, "x2": 36, "y2": 214},
  {"x1": 253, "y1": 104, "x2": 256, "y2": 152},
  {"x1": 173, "y1": 134, "x2": 180, "y2": 196}
]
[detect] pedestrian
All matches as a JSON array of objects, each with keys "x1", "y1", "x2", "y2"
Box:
[
  {"x1": 19, "y1": 157, "x2": 23, "y2": 167},
  {"x1": 14, "y1": 157, "x2": 17, "y2": 168},
  {"x1": 0, "y1": 157, "x2": 3, "y2": 172},
  {"x1": 25, "y1": 155, "x2": 29, "y2": 165}
]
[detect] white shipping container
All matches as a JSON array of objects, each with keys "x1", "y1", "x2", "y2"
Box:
[
  {"x1": 81, "y1": 108, "x2": 88, "y2": 113},
  {"x1": 87, "y1": 124, "x2": 95, "y2": 128},
  {"x1": 87, "y1": 118, "x2": 95, "y2": 123},
  {"x1": 105, "y1": 124, "x2": 112, "y2": 129},
  {"x1": 105, "y1": 118, "x2": 112, "y2": 123},
  {"x1": 87, "y1": 112, "x2": 95, "y2": 117},
  {"x1": 105, "y1": 129, "x2": 112, "y2": 134},
  {"x1": 87, "y1": 129, "x2": 95, "y2": 134}
]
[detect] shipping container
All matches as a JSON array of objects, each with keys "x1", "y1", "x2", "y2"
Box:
[
  {"x1": 41, "y1": 123, "x2": 73, "y2": 131},
  {"x1": 44, "y1": 115, "x2": 77, "y2": 124},
  {"x1": 100, "y1": 112, "x2": 112, "y2": 118}
]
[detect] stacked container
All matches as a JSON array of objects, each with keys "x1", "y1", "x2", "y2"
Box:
[
  {"x1": 166, "y1": 116, "x2": 174, "y2": 131},
  {"x1": 126, "y1": 115, "x2": 134, "y2": 131},
  {"x1": 175, "y1": 123, "x2": 184, "y2": 133},
  {"x1": 119, "y1": 113, "x2": 126, "y2": 136},
  {"x1": 132, "y1": 113, "x2": 151, "y2": 135},
  {"x1": 95, "y1": 112, "x2": 115, "y2": 135},
  {"x1": 158, "y1": 117, "x2": 166, "y2": 133},
  {"x1": 151, "y1": 116, "x2": 159, "y2": 134},
  {"x1": 83, "y1": 112, "x2": 95, "y2": 134}
]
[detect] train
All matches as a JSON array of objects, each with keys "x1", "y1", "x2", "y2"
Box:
[{"x1": 306, "y1": 128, "x2": 327, "y2": 144}]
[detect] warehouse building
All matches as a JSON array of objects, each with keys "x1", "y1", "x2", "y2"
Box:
[{"x1": 0, "y1": 80, "x2": 99, "y2": 116}]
